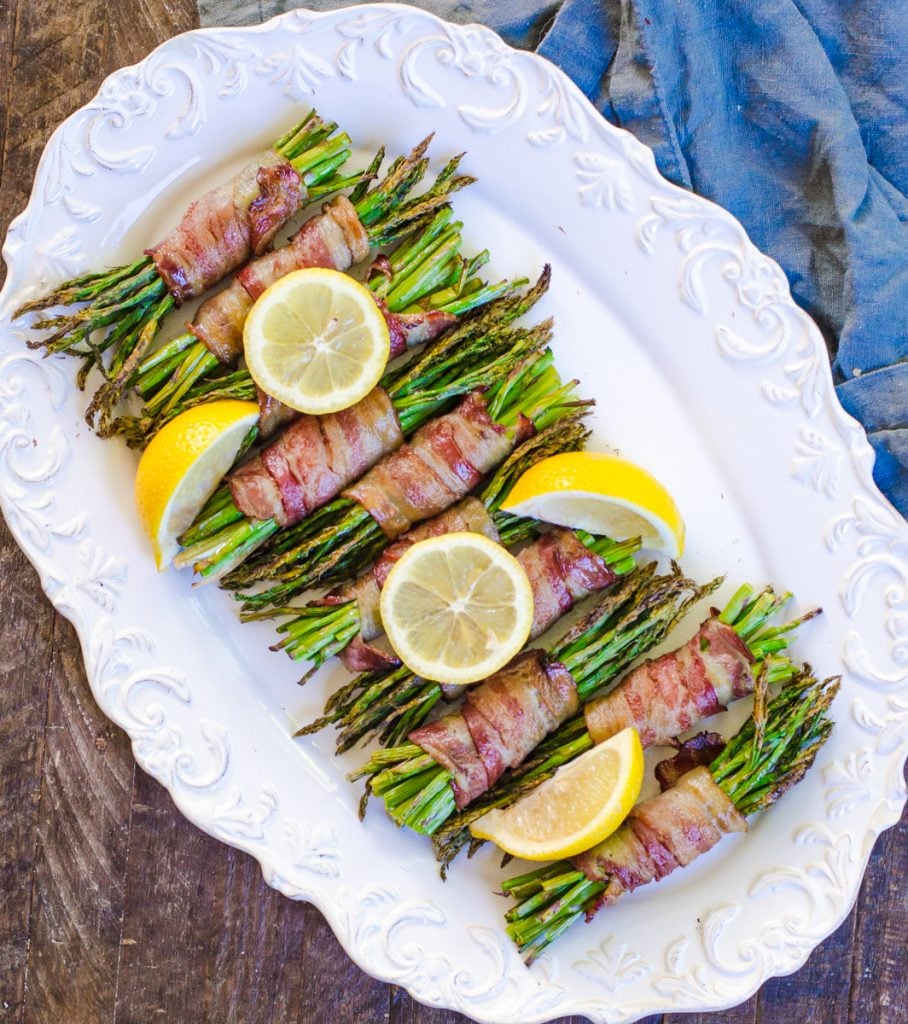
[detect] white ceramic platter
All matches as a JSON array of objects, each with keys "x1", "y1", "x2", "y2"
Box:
[{"x1": 1, "y1": 6, "x2": 906, "y2": 1022}]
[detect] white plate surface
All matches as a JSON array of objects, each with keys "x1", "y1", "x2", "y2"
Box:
[{"x1": 1, "y1": 6, "x2": 906, "y2": 1023}]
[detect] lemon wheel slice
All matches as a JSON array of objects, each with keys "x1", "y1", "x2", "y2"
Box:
[
  {"x1": 379, "y1": 532, "x2": 535, "y2": 686},
  {"x1": 501, "y1": 451, "x2": 685, "y2": 558},
  {"x1": 243, "y1": 267, "x2": 390, "y2": 415},
  {"x1": 469, "y1": 727, "x2": 645, "y2": 860},
  {"x1": 135, "y1": 399, "x2": 259, "y2": 570}
]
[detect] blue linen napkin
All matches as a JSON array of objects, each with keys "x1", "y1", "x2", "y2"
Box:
[
  {"x1": 536, "y1": 0, "x2": 908, "y2": 515},
  {"x1": 198, "y1": 0, "x2": 907, "y2": 515}
]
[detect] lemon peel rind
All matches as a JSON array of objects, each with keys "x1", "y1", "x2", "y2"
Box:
[
  {"x1": 500, "y1": 451, "x2": 685, "y2": 559},
  {"x1": 135, "y1": 400, "x2": 259, "y2": 571}
]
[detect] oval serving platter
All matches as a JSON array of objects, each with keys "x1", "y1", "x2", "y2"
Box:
[{"x1": 0, "y1": 6, "x2": 906, "y2": 1023}]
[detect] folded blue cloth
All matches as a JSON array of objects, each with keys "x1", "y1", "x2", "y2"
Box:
[
  {"x1": 200, "y1": 0, "x2": 907, "y2": 516},
  {"x1": 535, "y1": 0, "x2": 907, "y2": 516}
]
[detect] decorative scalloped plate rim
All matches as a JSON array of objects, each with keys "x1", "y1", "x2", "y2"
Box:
[{"x1": 0, "y1": 6, "x2": 906, "y2": 1023}]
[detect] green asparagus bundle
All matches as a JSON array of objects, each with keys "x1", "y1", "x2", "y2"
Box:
[
  {"x1": 113, "y1": 161, "x2": 493, "y2": 446},
  {"x1": 116, "y1": 204, "x2": 515, "y2": 446},
  {"x1": 16, "y1": 112, "x2": 359, "y2": 388},
  {"x1": 222, "y1": 340, "x2": 585, "y2": 607},
  {"x1": 352, "y1": 578, "x2": 814, "y2": 866},
  {"x1": 173, "y1": 270, "x2": 561, "y2": 584},
  {"x1": 82, "y1": 135, "x2": 475, "y2": 433},
  {"x1": 351, "y1": 564, "x2": 709, "y2": 835},
  {"x1": 272, "y1": 415, "x2": 640, "y2": 694},
  {"x1": 430, "y1": 584, "x2": 817, "y2": 868},
  {"x1": 294, "y1": 524, "x2": 642, "y2": 751},
  {"x1": 503, "y1": 669, "x2": 839, "y2": 962}
]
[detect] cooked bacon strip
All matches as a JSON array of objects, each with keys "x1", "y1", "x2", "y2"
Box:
[
  {"x1": 583, "y1": 616, "x2": 755, "y2": 747},
  {"x1": 345, "y1": 392, "x2": 532, "y2": 540},
  {"x1": 147, "y1": 151, "x2": 302, "y2": 305},
  {"x1": 256, "y1": 387, "x2": 300, "y2": 441},
  {"x1": 229, "y1": 387, "x2": 402, "y2": 526},
  {"x1": 408, "y1": 714, "x2": 490, "y2": 812},
  {"x1": 654, "y1": 732, "x2": 726, "y2": 790},
  {"x1": 188, "y1": 195, "x2": 370, "y2": 362},
  {"x1": 382, "y1": 304, "x2": 458, "y2": 360},
  {"x1": 571, "y1": 766, "x2": 747, "y2": 913},
  {"x1": 409, "y1": 651, "x2": 579, "y2": 809},
  {"x1": 519, "y1": 529, "x2": 617, "y2": 639},
  {"x1": 186, "y1": 279, "x2": 255, "y2": 365},
  {"x1": 322, "y1": 498, "x2": 499, "y2": 672},
  {"x1": 239, "y1": 195, "x2": 369, "y2": 300}
]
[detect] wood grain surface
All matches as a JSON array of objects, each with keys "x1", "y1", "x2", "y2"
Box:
[{"x1": 0, "y1": 3, "x2": 905, "y2": 1023}]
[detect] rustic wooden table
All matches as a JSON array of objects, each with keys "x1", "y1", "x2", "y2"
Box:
[{"x1": 0, "y1": 3, "x2": 905, "y2": 1023}]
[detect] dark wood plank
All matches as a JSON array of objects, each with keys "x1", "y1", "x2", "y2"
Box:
[
  {"x1": 389, "y1": 997, "x2": 600, "y2": 1024},
  {"x1": 0, "y1": 0, "x2": 86, "y2": 1013},
  {"x1": 668, "y1": 1004, "x2": 756, "y2": 1024},
  {"x1": 293, "y1": 901, "x2": 388, "y2": 1023},
  {"x1": 112, "y1": 769, "x2": 389, "y2": 1024},
  {"x1": 112, "y1": 768, "x2": 232, "y2": 1023},
  {"x1": 755, "y1": 916, "x2": 856, "y2": 1024},
  {"x1": 0, "y1": 534, "x2": 56, "y2": 1019},
  {"x1": 18, "y1": 622, "x2": 134, "y2": 1024},
  {"x1": 0, "y1": 0, "x2": 199, "y2": 272},
  {"x1": 0, "y1": 0, "x2": 15, "y2": 192},
  {"x1": 847, "y1": 812, "x2": 907, "y2": 1024},
  {"x1": 0, "y1": 1, "x2": 195, "y2": 1022}
]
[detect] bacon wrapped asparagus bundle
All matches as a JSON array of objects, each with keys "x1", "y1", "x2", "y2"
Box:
[
  {"x1": 503, "y1": 669, "x2": 839, "y2": 962},
  {"x1": 117, "y1": 205, "x2": 515, "y2": 446},
  {"x1": 174, "y1": 274, "x2": 552, "y2": 579},
  {"x1": 297, "y1": 520, "x2": 640, "y2": 748},
  {"x1": 82, "y1": 137, "x2": 474, "y2": 433},
  {"x1": 356, "y1": 580, "x2": 815, "y2": 855},
  {"x1": 16, "y1": 113, "x2": 358, "y2": 386},
  {"x1": 430, "y1": 584, "x2": 817, "y2": 867},
  {"x1": 351, "y1": 565, "x2": 708, "y2": 832},
  {"x1": 221, "y1": 340, "x2": 584, "y2": 606},
  {"x1": 115, "y1": 170, "x2": 490, "y2": 447},
  {"x1": 268, "y1": 416, "x2": 638, "y2": 680},
  {"x1": 175, "y1": 271, "x2": 568, "y2": 585}
]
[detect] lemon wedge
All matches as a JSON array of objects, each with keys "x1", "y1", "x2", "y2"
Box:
[
  {"x1": 379, "y1": 532, "x2": 535, "y2": 686},
  {"x1": 501, "y1": 451, "x2": 685, "y2": 558},
  {"x1": 469, "y1": 727, "x2": 644, "y2": 860},
  {"x1": 243, "y1": 267, "x2": 390, "y2": 415},
  {"x1": 135, "y1": 399, "x2": 259, "y2": 570}
]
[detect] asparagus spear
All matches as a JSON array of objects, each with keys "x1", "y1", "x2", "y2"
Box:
[
  {"x1": 503, "y1": 669, "x2": 839, "y2": 962},
  {"x1": 174, "y1": 269, "x2": 556, "y2": 582},
  {"x1": 17, "y1": 112, "x2": 357, "y2": 381}
]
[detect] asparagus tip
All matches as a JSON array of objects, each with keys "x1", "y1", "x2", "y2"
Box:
[
  {"x1": 293, "y1": 712, "x2": 334, "y2": 736},
  {"x1": 298, "y1": 663, "x2": 320, "y2": 686}
]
